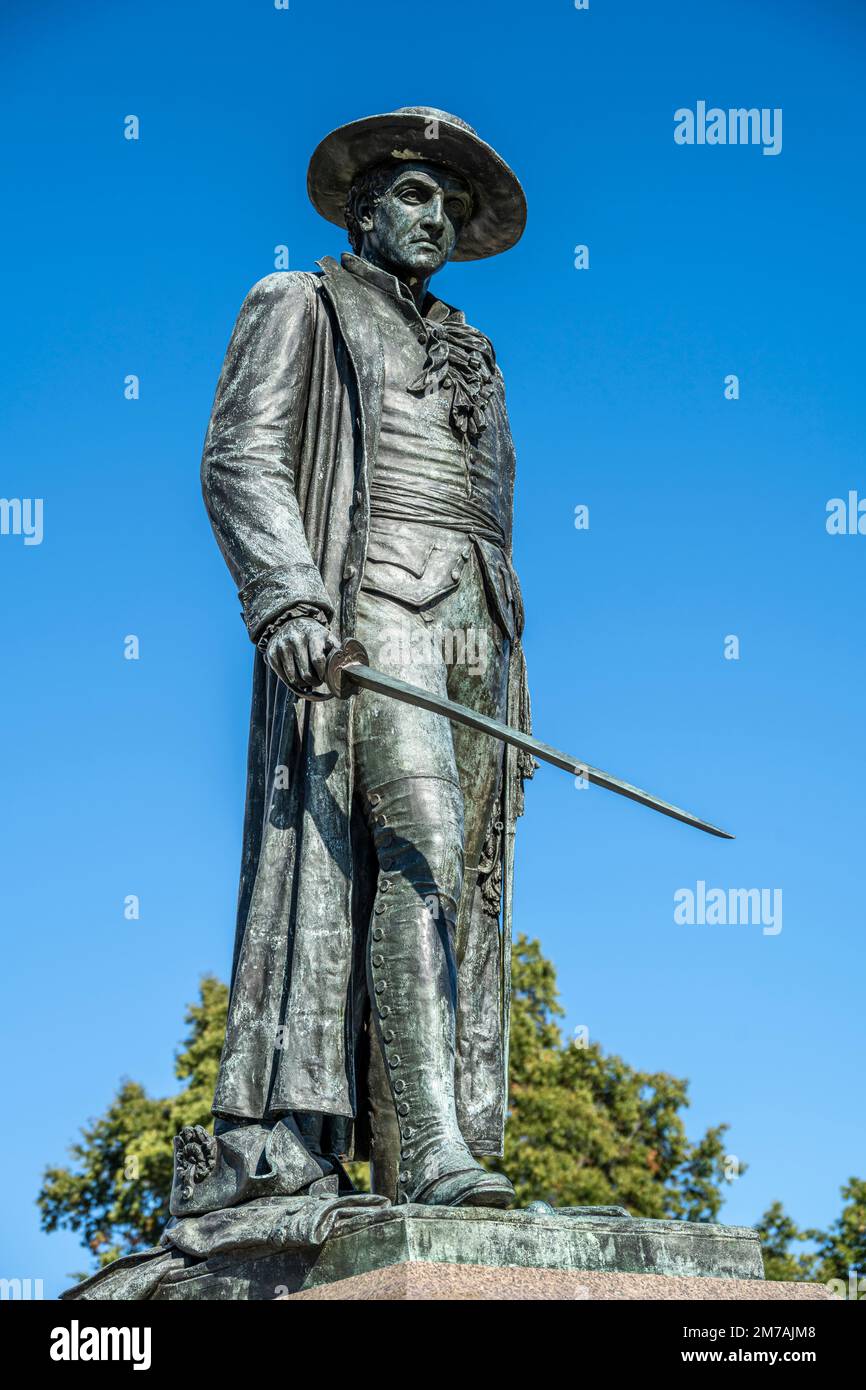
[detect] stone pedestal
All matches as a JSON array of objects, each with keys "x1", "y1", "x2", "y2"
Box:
[
  {"x1": 154, "y1": 1204, "x2": 771, "y2": 1301},
  {"x1": 283, "y1": 1263, "x2": 835, "y2": 1301}
]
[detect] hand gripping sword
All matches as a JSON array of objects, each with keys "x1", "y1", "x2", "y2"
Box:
[{"x1": 324, "y1": 641, "x2": 733, "y2": 839}]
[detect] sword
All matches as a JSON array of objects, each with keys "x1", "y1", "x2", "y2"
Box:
[{"x1": 324, "y1": 641, "x2": 734, "y2": 839}]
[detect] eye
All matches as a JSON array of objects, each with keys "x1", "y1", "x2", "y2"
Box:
[
  {"x1": 446, "y1": 198, "x2": 467, "y2": 219},
  {"x1": 399, "y1": 185, "x2": 426, "y2": 204}
]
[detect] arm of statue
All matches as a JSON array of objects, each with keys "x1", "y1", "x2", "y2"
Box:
[{"x1": 200, "y1": 272, "x2": 335, "y2": 651}]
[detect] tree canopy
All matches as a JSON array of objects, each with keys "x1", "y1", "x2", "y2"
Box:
[
  {"x1": 39, "y1": 976, "x2": 227, "y2": 1267},
  {"x1": 492, "y1": 937, "x2": 734, "y2": 1221}
]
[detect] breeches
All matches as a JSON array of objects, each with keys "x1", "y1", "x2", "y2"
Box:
[
  {"x1": 351, "y1": 543, "x2": 510, "y2": 1196},
  {"x1": 352, "y1": 543, "x2": 510, "y2": 938}
]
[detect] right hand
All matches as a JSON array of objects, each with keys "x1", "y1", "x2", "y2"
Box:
[{"x1": 264, "y1": 618, "x2": 339, "y2": 692}]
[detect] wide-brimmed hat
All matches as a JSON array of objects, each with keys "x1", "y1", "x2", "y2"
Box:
[{"x1": 307, "y1": 106, "x2": 526, "y2": 262}]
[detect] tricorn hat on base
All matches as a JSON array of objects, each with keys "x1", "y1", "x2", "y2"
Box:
[{"x1": 307, "y1": 106, "x2": 526, "y2": 262}]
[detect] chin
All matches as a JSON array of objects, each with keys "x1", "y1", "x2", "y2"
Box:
[{"x1": 403, "y1": 249, "x2": 449, "y2": 276}]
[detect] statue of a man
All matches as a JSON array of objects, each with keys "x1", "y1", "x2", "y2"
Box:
[{"x1": 201, "y1": 107, "x2": 533, "y2": 1210}]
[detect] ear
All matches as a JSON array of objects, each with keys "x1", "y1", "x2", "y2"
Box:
[{"x1": 356, "y1": 196, "x2": 375, "y2": 234}]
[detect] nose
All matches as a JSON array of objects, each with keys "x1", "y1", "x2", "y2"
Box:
[{"x1": 419, "y1": 191, "x2": 446, "y2": 237}]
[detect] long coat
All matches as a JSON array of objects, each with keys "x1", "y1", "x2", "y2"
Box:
[{"x1": 201, "y1": 257, "x2": 532, "y2": 1158}]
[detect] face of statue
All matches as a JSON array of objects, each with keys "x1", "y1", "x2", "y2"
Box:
[{"x1": 357, "y1": 161, "x2": 472, "y2": 281}]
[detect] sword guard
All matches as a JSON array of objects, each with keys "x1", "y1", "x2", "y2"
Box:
[{"x1": 326, "y1": 639, "x2": 369, "y2": 698}]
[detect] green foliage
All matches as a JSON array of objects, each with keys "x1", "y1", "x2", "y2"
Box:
[
  {"x1": 755, "y1": 1200, "x2": 822, "y2": 1282},
  {"x1": 757, "y1": 1180, "x2": 866, "y2": 1286},
  {"x1": 491, "y1": 936, "x2": 736, "y2": 1220},
  {"x1": 820, "y1": 1177, "x2": 866, "y2": 1281},
  {"x1": 38, "y1": 976, "x2": 228, "y2": 1267}
]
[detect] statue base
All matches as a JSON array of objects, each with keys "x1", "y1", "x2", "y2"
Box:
[
  {"x1": 283, "y1": 1264, "x2": 834, "y2": 1302},
  {"x1": 152, "y1": 1204, "x2": 768, "y2": 1301}
]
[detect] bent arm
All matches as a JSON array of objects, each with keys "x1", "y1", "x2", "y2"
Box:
[{"x1": 201, "y1": 272, "x2": 334, "y2": 644}]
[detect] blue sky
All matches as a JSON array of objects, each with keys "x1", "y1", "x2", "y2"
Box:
[{"x1": 1, "y1": 0, "x2": 864, "y2": 1295}]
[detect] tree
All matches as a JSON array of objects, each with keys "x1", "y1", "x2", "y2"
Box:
[
  {"x1": 818, "y1": 1178, "x2": 866, "y2": 1283},
  {"x1": 757, "y1": 1181, "x2": 866, "y2": 1287},
  {"x1": 754, "y1": 1201, "x2": 821, "y2": 1283},
  {"x1": 38, "y1": 976, "x2": 228, "y2": 1267},
  {"x1": 491, "y1": 936, "x2": 736, "y2": 1220}
]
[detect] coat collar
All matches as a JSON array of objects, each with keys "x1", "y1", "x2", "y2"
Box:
[
  {"x1": 339, "y1": 252, "x2": 466, "y2": 327},
  {"x1": 318, "y1": 254, "x2": 496, "y2": 446}
]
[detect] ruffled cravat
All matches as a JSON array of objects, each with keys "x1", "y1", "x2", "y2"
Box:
[{"x1": 408, "y1": 303, "x2": 497, "y2": 443}]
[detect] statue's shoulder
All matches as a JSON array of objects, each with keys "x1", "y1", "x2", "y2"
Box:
[{"x1": 240, "y1": 269, "x2": 321, "y2": 314}]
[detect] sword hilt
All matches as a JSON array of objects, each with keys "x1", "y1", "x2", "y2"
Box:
[{"x1": 325, "y1": 639, "x2": 369, "y2": 698}]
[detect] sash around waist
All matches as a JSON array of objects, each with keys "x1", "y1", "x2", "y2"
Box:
[{"x1": 368, "y1": 481, "x2": 506, "y2": 549}]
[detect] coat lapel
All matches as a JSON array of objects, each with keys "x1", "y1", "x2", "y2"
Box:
[{"x1": 317, "y1": 256, "x2": 384, "y2": 481}]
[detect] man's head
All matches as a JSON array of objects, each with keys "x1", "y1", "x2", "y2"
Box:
[
  {"x1": 308, "y1": 107, "x2": 525, "y2": 263},
  {"x1": 344, "y1": 160, "x2": 473, "y2": 279}
]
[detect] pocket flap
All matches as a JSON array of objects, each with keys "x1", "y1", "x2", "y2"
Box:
[{"x1": 365, "y1": 531, "x2": 435, "y2": 577}]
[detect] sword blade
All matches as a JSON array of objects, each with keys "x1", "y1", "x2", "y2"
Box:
[{"x1": 344, "y1": 661, "x2": 734, "y2": 839}]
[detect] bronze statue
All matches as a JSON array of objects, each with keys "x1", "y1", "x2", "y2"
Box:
[
  {"x1": 200, "y1": 107, "x2": 533, "y2": 1209},
  {"x1": 198, "y1": 104, "x2": 731, "y2": 1218}
]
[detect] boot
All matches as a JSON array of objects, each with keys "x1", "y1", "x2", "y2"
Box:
[
  {"x1": 365, "y1": 776, "x2": 514, "y2": 1209},
  {"x1": 293, "y1": 1111, "x2": 357, "y2": 1194}
]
